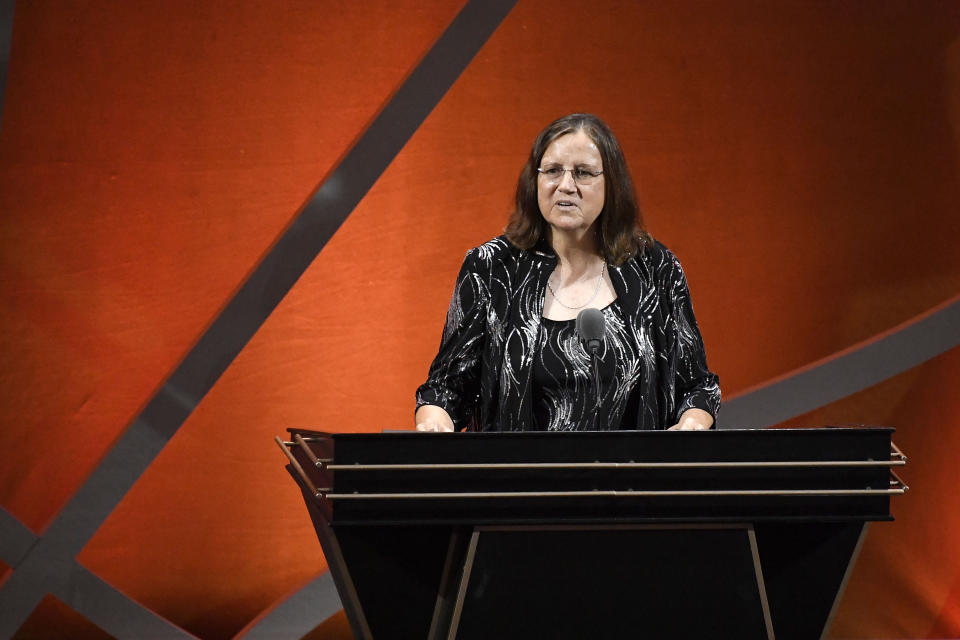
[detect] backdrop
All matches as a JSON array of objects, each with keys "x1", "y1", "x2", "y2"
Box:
[{"x1": 1, "y1": 1, "x2": 958, "y2": 638}]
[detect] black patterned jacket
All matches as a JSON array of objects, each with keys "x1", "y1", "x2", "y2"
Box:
[{"x1": 416, "y1": 235, "x2": 721, "y2": 431}]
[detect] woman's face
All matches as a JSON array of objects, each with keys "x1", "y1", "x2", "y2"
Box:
[{"x1": 537, "y1": 130, "x2": 605, "y2": 237}]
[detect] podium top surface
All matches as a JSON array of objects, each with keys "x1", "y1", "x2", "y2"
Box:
[{"x1": 298, "y1": 426, "x2": 895, "y2": 465}]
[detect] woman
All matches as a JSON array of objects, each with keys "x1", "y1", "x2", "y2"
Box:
[{"x1": 415, "y1": 114, "x2": 719, "y2": 432}]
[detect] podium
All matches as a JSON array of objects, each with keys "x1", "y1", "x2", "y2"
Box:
[{"x1": 276, "y1": 428, "x2": 907, "y2": 639}]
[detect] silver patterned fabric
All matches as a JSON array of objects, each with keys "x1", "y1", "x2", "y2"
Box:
[
  {"x1": 532, "y1": 302, "x2": 643, "y2": 431},
  {"x1": 416, "y1": 236, "x2": 721, "y2": 431}
]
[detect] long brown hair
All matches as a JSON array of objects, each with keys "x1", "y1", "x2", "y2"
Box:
[{"x1": 505, "y1": 113, "x2": 651, "y2": 264}]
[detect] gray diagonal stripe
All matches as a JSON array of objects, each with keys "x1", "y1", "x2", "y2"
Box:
[
  {"x1": 238, "y1": 573, "x2": 339, "y2": 640},
  {"x1": 0, "y1": 550, "x2": 195, "y2": 639},
  {"x1": 718, "y1": 295, "x2": 960, "y2": 428},
  {"x1": 0, "y1": 505, "x2": 35, "y2": 568},
  {"x1": 56, "y1": 565, "x2": 196, "y2": 639},
  {"x1": 0, "y1": 0, "x2": 517, "y2": 637},
  {"x1": 0, "y1": 0, "x2": 15, "y2": 130}
]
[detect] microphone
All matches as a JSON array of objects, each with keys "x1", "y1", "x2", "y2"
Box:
[
  {"x1": 576, "y1": 308, "x2": 605, "y2": 355},
  {"x1": 576, "y1": 308, "x2": 605, "y2": 416}
]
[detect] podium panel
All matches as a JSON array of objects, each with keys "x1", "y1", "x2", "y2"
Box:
[{"x1": 453, "y1": 525, "x2": 771, "y2": 640}]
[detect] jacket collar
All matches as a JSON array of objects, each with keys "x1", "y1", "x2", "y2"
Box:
[{"x1": 530, "y1": 235, "x2": 558, "y2": 264}]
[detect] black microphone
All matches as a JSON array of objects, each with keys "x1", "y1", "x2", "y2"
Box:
[
  {"x1": 576, "y1": 308, "x2": 605, "y2": 416},
  {"x1": 576, "y1": 308, "x2": 605, "y2": 355}
]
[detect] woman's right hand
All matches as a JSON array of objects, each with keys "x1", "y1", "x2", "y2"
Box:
[{"x1": 415, "y1": 405, "x2": 455, "y2": 432}]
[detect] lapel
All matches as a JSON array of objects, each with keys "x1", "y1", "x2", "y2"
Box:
[{"x1": 496, "y1": 242, "x2": 556, "y2": 430}]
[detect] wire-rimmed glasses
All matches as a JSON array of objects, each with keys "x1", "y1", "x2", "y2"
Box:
[{"x1": 537, "y1": 165, "x2": 604, "y2": 186}]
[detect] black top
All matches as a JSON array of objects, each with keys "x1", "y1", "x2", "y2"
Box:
[{"x1": 532, "y1": 302, "x2": 641, "y2": 431}]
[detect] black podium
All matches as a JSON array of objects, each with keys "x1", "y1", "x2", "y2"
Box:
[{"x1": 276, "y1": 428, "x2": 907, "y2": 639}]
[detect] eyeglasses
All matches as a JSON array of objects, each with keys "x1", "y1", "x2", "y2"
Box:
[{"x1": 537, "y1": 166, "x2": 604, "y2": 186}]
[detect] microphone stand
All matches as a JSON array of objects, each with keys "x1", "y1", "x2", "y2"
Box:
[
  {"x1": 577, "y1": 307, "x2": 606, "y2": 431},
  {"x1": 586, "y1": 339, "x2": 601, "y2": 431}
]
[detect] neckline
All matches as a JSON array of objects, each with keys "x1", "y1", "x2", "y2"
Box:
[{"x1": 541, "y1": 300, "x2": 616, "y2": 323}]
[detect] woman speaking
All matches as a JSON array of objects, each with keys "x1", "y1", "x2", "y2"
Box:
[{"x1": 416, "y1": 114, "x2": 719, "y2": 432}]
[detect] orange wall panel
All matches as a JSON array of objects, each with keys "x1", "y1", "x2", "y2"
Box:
[
  {"x1": 0, "y1": 0, "x2": 465, "y2": 532},
  {"x1": 47, "y1": 3, "x2": 469, "y2": 638}
]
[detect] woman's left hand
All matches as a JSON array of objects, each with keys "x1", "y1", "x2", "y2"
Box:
[{"x1": 668, "y1": 408, "x2": 714, "y2": 430}]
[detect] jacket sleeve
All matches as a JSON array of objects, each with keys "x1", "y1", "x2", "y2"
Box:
[
  {"x1": 665, "y1": 252, "x2": 722, "y2": 424},
  {"x1": 415, "y1": 248, "x2": 490, "y2": 431}
]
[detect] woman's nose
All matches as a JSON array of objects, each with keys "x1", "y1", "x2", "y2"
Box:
[{"x1": 557, "y1": 170, "x2": 578, "y2": 191}]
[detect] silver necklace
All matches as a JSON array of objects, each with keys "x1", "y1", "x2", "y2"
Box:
[{"x1": 547, "y1": 262, "x2": 606, "y2": 310}]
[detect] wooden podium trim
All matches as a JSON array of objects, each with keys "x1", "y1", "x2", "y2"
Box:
[
  {"x1": 326, "y1": 459, "x2": 904, "y2": 470},
  {"x1": 446, "y1": 529, "x2": 481, "y2": 640},
  {"x1": 747, "y1": 527, "x2": 777, "y2": 640},
  {"x1": 310, "y1": 517, "x2": 373, "y2": 640},
  {"x1": 322, "y1": 487, "x2": 906, "y2": 499},
  {"x1": 274, "y1": 436, "x2": 323, "y2": 497},
  {"x1": 428, "y1": 527, "x2": 472, "y2": 640}
]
